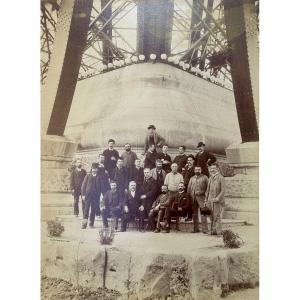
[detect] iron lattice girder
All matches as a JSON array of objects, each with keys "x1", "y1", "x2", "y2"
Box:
[
  {"x1": 137, "y1": 0, "x2": 174, "y2": 58},
  {"x1": 223, "y1": 0, "x2": 259, "y2": 141},
  {"x1": 40, "y1": 2, "x2": 58, "y2": 84}
]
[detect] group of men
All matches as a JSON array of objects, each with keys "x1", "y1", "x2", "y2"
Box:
[{"x1": 70, "y1": 125, "x2": 225, "y2": 235}]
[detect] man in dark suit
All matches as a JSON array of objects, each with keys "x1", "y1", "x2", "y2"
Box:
[
  {"x1": 70, "y1": 159, "x2": 87, "y2": 217},
  {"x1": 139, "y1": 168, "x2": 157, "y2": 229},
  {"x1": 173, "y1": 146, "x2": 188, "y2": 173},
  {"x1": 158, "y1": 145, "x2": 172, "y2": 173},
  {"x1": 110, "y1": 159, "x2": 129, "y2": 194},
  {"x1": 144, "y1": 144, "x2": 158, "y2": 169},
  {"x1": 143, "y1": 124, "x2": 166, "y2": 154},
  {"x1": 103, "y1": 139, "x2": 120, "y2": 179},
  {"x1": 95, "y1": 154, "x2": 110, "y2": 217},
  {"x1": 81, "y1": 163, "x2": 102, "y2": 229},
  {"x1": 150, "y1": 159, "x2": 166, "y2": 197},
  {"x1": 194, "y1": 142, "x2": 216, "y2": 177},
  {"x1": 131, "y1": 159, "x2": 144, "y2": 191},
  {"x1": 121, "y1": 181, "x2": 144, "y2": 232},
  {"x1": 169, "y1": 182, "x2": 190, "y2": 231},
  {"x1": 101, "y1": 181, "x2": 124, "y2": 230}
]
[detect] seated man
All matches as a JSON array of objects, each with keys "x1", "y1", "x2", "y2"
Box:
[
  {"x1": 148, "y1": 185, "x2": 172, "y2": 233},
  {"x1": 100, "y1": 181, "x2": 123, "y2": 230},
  {"x1": 121, "y1": 181, "x2": 144, "y2": 232},
  {"x1": 169, "y1": 182, "x2": 190, "y2": 231}
]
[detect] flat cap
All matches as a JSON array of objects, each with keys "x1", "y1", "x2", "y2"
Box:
[{"x1": 197, "y1": 142, "x2": 206, "y2": 148}]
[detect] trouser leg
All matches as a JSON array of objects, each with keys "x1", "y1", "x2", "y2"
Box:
[
  {"x1": 101, "y1": 208, "x2": 110, "y2": 228},
  {"x1": 73, "y1": 192, "x2": 80, "y2": 216},
  {"x1": 81, "y1": 196, "x2": 85, "y2": 217},
  {"x1": 212, "y1": 203, "x2": 224, "y2": 234},
  {"x1": 95, "y1": 197, "x2": 100, "y2": 216},
  {"x1": 164, "y1": 207, "x2": 171, "y2": 229},
  {"x1": 89, "y1": 197, "x2": 97, "y2": 226},
  {"x1": 121, "y1": 212, "x2": 128, "y2": 231},
  {"x1": 137, "y1": 210, "x2": 145, "y2": 230},
  {"x1": 148, "y1": 209, "x2": 157, "y2": 230},
  {"x1": 111, "y1": 207, "x2": 121, "y2": 230},
  {"x1": 198, "y1": 199, "x2": 208, "y2": 233},
  {"x1": 192, "y1": 202, "x2": 199, "y2": 231},
  {"x1": 82, "y1": 197, "x2": 91, "y2": 227},
  {"x1": 156, "y1": 209, "x2": 165, "y2": 229}
]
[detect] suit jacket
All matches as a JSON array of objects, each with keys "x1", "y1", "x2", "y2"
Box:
[
  {"x1": 102, "y1": 190, "x2": 124, "y2": 209},
  {"x1": 150, "y1": 168, "x2": 166, "y2": 181},
  {"x1": 140, "y1": 177, "x2": 157, "y2": 209},
  {"x1": 124, "y1": 190, "x2": 141, "y2": 211},
  {"x1": 144, "y1": 150, "x2": 158, "y2": 169},
  {"x1": 70, "y1": 168, "x2": 87, "y2": 191},
  {"x1": 205, "y1": 173, "x2": 225, "y2": 206},
  {"x1": 152, "y1": 193, "x2": 172, "y2": 209},
  {"x1": 182, "y1": 165, "x2": 195, "y2": 187},
  {"x1": 158, "y1": 152, "x2": 172, "y2": 173},
  {"x1": 144, "y1": 132, "x2": 166, "y2": 153},
  {"x1": 195, "y1": 150, "x2": 216, "y2": 177},
  {"x1": 111, "y1": 167, "x2": 129, "y2": 192},
  {"x1": 97, "y1": 164, "x2": 110, "y2": 194},
  {"x1": 131, "y1": 167, "x2": 144, "y2": 187},
  {"x1": 171, "y1": 191, "x2": 190, "y2": 210},
  {"x1": 81, "y1": 173, "x2": 102, "y2": 199},
  {"x1": 103, "y1": 149, "x2": 120, "y2": 176},
  {"x1": 173, "y1": 154, "x2": 188, "y2": 173},
  {"x1": 188, "y1": 174, "x2": 209, "y2": 204}
]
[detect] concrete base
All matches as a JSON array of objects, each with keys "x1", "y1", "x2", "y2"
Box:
[
  {"x1": 41, "y1": 135, "x2": 78, "y2": 192},
  {"x1": 41, "y1": 219, "x2": 258, "y2": 299},
  {"x1": 225, "y1": 142, "x2": 259, "y2": 225}
]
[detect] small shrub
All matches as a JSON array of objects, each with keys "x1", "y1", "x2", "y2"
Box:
[
  {"x1": 47, "y1": 220, "x2": 65, "y2": 237},
  {"x1": 99, "y1": 227, "x2": 115, "y2": 245},
  {"x1": 222, "y1": 230, "x2": 244, "y2": 248}
]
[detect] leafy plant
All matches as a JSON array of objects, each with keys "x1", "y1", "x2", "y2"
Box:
[
  {"x1": 99, "y1": 227, "x2": 115, "y2": 245},
  {"x1": 222, "y1": 230, "x2": 244, "y2": 248},
  {"x1": 47, "y1": 220, "x2": 65, "y2": 237}
]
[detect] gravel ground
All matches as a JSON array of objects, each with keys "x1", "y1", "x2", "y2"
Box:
[{"x1": 41, "y1": 276, "x2": 121, "y2": 300}]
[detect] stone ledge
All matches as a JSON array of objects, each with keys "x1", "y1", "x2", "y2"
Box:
[{"x1": 41, "y1": 222, "x2": 258, "y2": 299}]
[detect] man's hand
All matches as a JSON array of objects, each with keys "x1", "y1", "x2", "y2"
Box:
[
  {"x1": 178, "y1": 207, "x2": 183, "y2": 211},
  {"x1": 155, "y1": 204, "x2": 160, "y2": 211},
  {"x1": 213, "y1": 198, "x2": 219, "y2": 203},
  {"x1": 139, "y1": 205, "x2": 144, "y2": 211},
  {"x1": 100, "y1": 206, "x2": 105, "y2": 211},
  {"x1": 140, "y1": 195, "x2": 146, "y2": 199},
  {"x1": 124, "y1": 206, "x2": 129, "y2": 213},
  {"x1": 82, "y1": 196, "x2": 86, "y2": 201},
  {"x1": 111, "y1": 156, "x2": 116, "y2": 161}
]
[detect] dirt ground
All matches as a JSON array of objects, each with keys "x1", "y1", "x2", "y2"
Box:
[
  {"x1": 41, "y1": 276, "x2": 258, "y2": 300},
  {"x1": 41, "y1": 276, "x2": 121, "y2": 300}
]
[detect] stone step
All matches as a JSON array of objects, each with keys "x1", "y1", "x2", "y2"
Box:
[{"x1": 54, "y1": 214, "x2": 247, "y2": 232}]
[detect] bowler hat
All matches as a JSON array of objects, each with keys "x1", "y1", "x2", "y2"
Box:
[
  {"x1": 108, "y1": 139, "x2": 115, "y2": 144},
  {"x1": 200, "y1": 206, "x2": 211, "y2": 216},
  {"x1": 147, "y1": 124, "x2": 156, "y2": 130},
  {"x1": 197, "y1": 142, "x2": 206, "y2": 148}
]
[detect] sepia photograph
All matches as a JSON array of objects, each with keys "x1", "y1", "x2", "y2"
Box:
[{"x1": 40, "y1": 0, "x2": 259, "y2": 299}]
